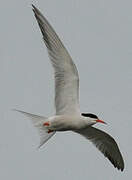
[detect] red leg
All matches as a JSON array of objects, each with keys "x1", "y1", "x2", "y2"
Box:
[
  {"x1": 48, "y1": 129, "x2": 54, "y2": 133},
  {"x1": 43, "y1": 122, "x2": 50, "y2": 126}
]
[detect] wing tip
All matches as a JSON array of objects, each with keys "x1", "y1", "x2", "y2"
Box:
[
  {"x1": 32, "y1": 4, "x2": 37, "y2": 11},
  {"x1": 105, "y1": 151, "x2": 124, "y2": 171},
  {"x1": 32, "y1": 4, "x2": 38, "y2": 16},
  {"x1": 119, "y1": 160, "x2": 125, "y2": 172},
  {"x1": 32, "y1": 4, "x2": 41, "y2": 16}
]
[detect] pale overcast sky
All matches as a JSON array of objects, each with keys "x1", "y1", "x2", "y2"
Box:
[{"x1": 0, "y1": 0, "x2": 131, "y2": 179}]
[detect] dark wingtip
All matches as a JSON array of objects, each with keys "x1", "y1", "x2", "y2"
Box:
[
  {"x1": 31, "y1": 4, "x2": 35, "y2": 9},
  {"x1": 31, "y1": 4, "x2": 42, "y2": 18},
  {"x1": 120, "y1": 161, "x2": 125, "y2": 172},
  {"x1": 32, "y1": 4, "x2": 37, "y2": 13},
  {"x1": 105, "y1": 150, "x2": 124, "y2": 171},
  {"x1": 31, "y1": 4, "x2": 36, "y2": 15}
]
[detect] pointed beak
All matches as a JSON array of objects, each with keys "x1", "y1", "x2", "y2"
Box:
[{"x1": 96, "y1": 119, "x2": 107, "y2": 124}]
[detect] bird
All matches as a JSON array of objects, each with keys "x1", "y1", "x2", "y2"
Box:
[{"x1": 15, "y1": 4, "x2": 124, "y2": 171}]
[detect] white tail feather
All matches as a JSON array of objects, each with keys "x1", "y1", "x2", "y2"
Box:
[{"x1": 14, "y1": 110, "x2": 55, "y2": 148}]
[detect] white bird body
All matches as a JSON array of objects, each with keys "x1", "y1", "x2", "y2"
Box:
[
  {"x1": 47, "y1": 114, "x2": 96, "y2": 131},
  {"x1": 15, "y1": 4, "x2": 124, "y2": 171}
]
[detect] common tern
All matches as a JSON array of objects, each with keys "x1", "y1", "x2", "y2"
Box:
[{"x1": 15, "y1": 5, "x2": 124, "y2": 171}]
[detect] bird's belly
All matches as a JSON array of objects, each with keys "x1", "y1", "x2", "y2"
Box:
[{"x1": 49, "y1": 115, "x2": 85, "y2": 131}]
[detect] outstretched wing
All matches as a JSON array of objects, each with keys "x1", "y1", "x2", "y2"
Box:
[
  {"x1": 32, "y1": 5, "x2": 80, "y2": 115},
  {"x1": 75, "y1": 127, "x2": 124, "y2": 171}
]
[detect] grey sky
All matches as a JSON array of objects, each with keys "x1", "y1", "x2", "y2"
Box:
[{"x1": 0, "y1": 0, "x2": 131, "y2": 179}]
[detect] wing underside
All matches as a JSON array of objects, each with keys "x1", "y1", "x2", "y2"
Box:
[{"x1": 75, "y1": 126, "x2": 124, "y2": 171}]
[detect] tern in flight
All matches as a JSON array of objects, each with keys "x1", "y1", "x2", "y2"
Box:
[{"x1": 16, "y1": 5, "x2": 124, "y2": 171}]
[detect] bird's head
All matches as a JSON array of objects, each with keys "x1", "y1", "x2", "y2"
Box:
[{"x1": 81, "y1": 113, "x2": 106, "y2": 125}]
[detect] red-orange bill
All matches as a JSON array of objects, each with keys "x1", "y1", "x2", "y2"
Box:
[{"x1": 96, "y1": 119, "x2": 107, "y2": 124}]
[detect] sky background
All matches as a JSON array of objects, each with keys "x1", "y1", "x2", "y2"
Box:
[{"x1": 0, "y1": 0, "x2": 132, "y2": 179}]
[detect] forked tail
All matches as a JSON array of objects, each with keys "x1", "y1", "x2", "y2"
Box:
[{"x1": 14, "y1": 110, "x2": 55, "y2": 148}]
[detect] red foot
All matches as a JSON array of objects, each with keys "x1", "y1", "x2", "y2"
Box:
[
  {"x1": 43, "y1": 122, "x2": 50, "y2": 126},
  {"x1": 48, "y1": 129, "x2": 53, "y2": 133}
]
